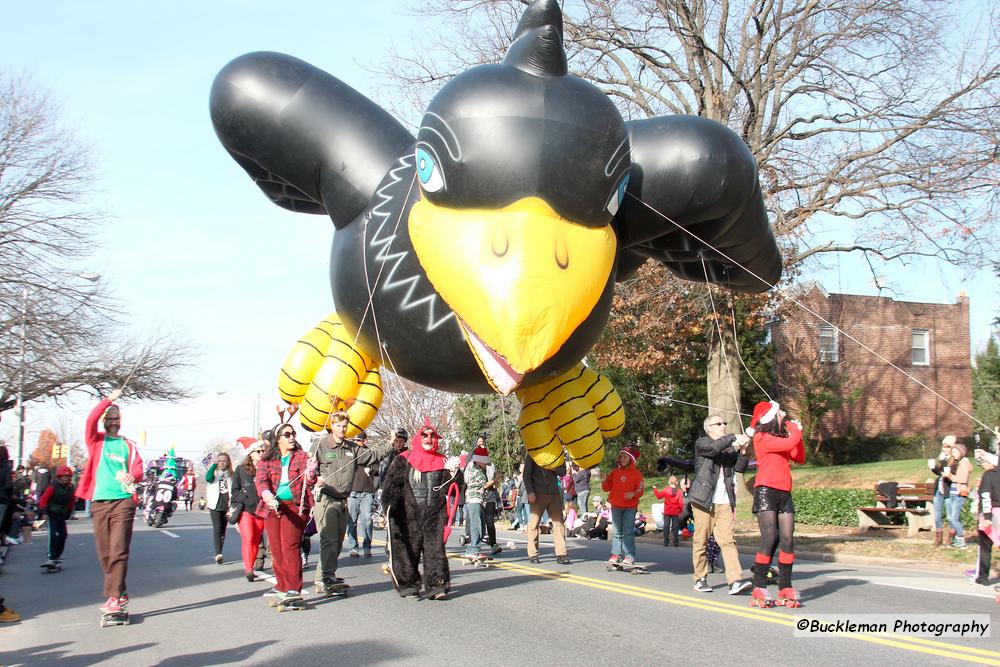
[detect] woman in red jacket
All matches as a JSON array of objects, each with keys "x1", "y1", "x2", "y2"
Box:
[
  {"x1": 254, "y1": 424, "x2": 314, "y2": 609},
  {"x1": 652, "y1": 476, "x2": 684, "y2": 547},
  {"x1": 748, "y1": 401, "x2": 805, "y2": 608}
]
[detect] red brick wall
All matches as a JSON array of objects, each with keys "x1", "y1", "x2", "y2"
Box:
[{"x1": 770, "y1": 285, "x2": 973, "y2": 439}]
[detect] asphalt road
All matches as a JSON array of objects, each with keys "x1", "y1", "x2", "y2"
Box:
[{"x1": 2, "y1": 510, "x2": 997, "y2": 666}]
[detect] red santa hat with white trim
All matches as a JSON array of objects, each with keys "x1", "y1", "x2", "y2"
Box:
[
  {"x1": 745, "y1": 401, "x2": 780, "y2": 437},
  {"x1": 472, "y1": 444, "x2": 491, "y2": 465}
]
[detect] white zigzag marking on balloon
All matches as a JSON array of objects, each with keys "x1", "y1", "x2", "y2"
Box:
[{"x1": 365, "y1": 153, "x2": 456, "y2": 332}]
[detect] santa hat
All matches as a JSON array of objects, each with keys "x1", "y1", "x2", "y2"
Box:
[
  {"x1": 746, "y1": 401, "x2": 779, "y2": 436},
  {"x1": 618, "y1": 445, "x2": 640, "y2": 464},
  {"x1": 472, "y1": 444, "x2": 491, "y2": 465},
  {"x1": 236, "y1": 436, "x2": 259, "y2": 457},
  {"x1": 56, "y1": 465, "x2": 73, "y2": 477}
]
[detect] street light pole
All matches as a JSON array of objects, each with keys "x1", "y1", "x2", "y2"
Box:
[{"x1": 16, "y1": 286, "x2": 28, "y2": 466}]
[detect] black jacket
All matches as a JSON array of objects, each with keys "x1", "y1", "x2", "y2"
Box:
[
  {"x1": 688, "y1": 434, "x2": 749, "y2": 510},
  {"x1": 231, "y1": 465, "x2": 261, "y2": 515}
]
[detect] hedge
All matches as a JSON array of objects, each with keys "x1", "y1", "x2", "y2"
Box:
[
  {"x1": 791, "y1": 488, "x2": 874, "y2": 526},
  {"x1": 790, "y1": 488, "x2": 977, "y2": 529}
]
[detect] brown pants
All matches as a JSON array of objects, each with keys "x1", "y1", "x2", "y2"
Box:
[
  {"x1": 692, "y1": 503, "x2": 743, "y2": 584},
  {"x1": 527, "y1": 493, "x2": 567, "y2": 558},
  {"x1": 91, "y1": 497, "x2": 135, "y2": 598}
]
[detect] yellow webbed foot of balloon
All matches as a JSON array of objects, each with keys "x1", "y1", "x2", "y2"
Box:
[
  {"x1": 277, "y1": 313, "x2": 383, "y2": 436},
  {"x1": 515, "y1": 363, "x2": 624, "y2": 470}
]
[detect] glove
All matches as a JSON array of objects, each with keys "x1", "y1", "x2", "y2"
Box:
[{"x1": 261, "y1": 490, "x2": 280, "y2": 510}]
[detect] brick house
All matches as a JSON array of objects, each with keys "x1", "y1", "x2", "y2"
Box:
[{"x1": 768, "y1": 282, "x2": 973, "y2": 440}]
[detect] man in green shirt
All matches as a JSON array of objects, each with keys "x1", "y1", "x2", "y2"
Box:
[{"x1": 79, "y1": 389, "x2": 144, "y2": 615}]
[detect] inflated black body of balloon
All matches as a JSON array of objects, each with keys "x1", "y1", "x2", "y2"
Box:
[{"x1": 209, "y1": 0, "x2": 781, "y2": 397}]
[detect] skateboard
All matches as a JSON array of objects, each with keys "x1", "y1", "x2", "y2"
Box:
[
  {"x1": 463, "y1": 555, "x2": 495, "y2": 568},
  {"x1": 606, "y1": 562, "x2": 649, "y2": 574},
  {"x1": 100, "y1": 611, "x2": 129, "y2": 627},
  {"x1": 41, "y1": 563, "x2": 62, "y2": 573},
  {"x1": 271, "y1": 595, "x2": 306, "y2": 612},
  {"x1": 315, "y1": 582, "x2": 350, "y2": 598}
]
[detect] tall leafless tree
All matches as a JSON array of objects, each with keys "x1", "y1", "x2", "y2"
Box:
[
  {"x1": 373, "y1": 0, "x2": 1000, "y2": 431},
  {"x1": 0, "y1": 74, "x2": 195, "y2": 413}
]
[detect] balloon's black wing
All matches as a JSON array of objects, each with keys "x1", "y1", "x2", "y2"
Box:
[
  {"x1": 614, "y1": 115, "x2": 782, "y2": 292},
  {"x1": 210, "y1": 52, "x2": 414, "y2": 229}
]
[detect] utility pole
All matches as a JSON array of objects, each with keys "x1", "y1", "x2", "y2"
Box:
[{"x1": 16, "y1": 287, "x2": 28, "y2": 466}]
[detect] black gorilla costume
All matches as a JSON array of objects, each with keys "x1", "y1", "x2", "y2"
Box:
[{"x1": 380, "y1": 426, "x2": 456, "y2": 599}]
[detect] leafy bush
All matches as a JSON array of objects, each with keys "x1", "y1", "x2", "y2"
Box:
[
  {"x1": 791, "y1": 488, "x2": 874, "y2": 526},
  {"x1": 791, "y1": 487, "x2": 977, "y2": 529}
]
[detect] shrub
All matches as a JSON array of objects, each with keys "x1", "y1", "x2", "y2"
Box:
[
  {"x1": 791, "y1": 488, "x2": 874, "y2": 526},
  {"x1": 790, "y1": 487, "x2": 977, "y2": 529}
]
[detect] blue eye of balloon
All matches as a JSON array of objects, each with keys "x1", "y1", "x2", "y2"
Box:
[
  {"x1": 606, "y1": 173, "x2": 629, "y2": 217},
  {"x1": 415, "y1": 146, "x2": 445, "y2": 193}
]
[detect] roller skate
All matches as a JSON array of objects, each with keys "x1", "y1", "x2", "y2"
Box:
[
  {"x1": 776, "y1": 587, "x2": 802, "y2": 607},
  {"x1": 749, "y1": 587, "x2": 775, "y2": 608}
]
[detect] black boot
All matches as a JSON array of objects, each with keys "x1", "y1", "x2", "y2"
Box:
[
  {"x1": 778, "y1": 563, "x2": 793, "y2": 591},
  {"x1": 752, "y1": 564, "x2": 769, "y2": 589}
]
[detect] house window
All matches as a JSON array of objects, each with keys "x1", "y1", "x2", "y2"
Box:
[
  {"x1": 819, "y1": 324, "x2": 838, "y2": 362},
  {"x1": 912, "y1": 329, "x2": 930, "y2": 366}
]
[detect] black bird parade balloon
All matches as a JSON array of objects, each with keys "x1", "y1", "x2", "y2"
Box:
[{"x1": 210, "y1": 0, "x2": 781, "y2": 469}]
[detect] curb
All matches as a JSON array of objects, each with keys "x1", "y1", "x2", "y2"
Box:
[{"x1": 633, "y1": 533, "x2": 967, "y2": 575}]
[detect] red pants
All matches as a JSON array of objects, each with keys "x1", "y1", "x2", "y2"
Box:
[
  {"x1": 237, "y1": 512, "x2": 265, "y2": 574},
  {"x1": 264, "y1": 508, "x2": 307, "y2": 593}
]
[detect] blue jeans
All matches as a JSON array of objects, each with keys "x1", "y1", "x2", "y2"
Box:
[
  {"x1": 933, "y1": 492, "x2": 946, "y2": 529},
  {"x1": 576, "y1": 489, "x2": 590, "y2": 515},
  {"x1": 611, "y1": 508, "x2": 636, "y2": 560},
  {"x1": 513, "y1": 498, "x2": 528, "y2": 528},
  {"x1": 946, "y1": 492, "x2": 966, "y2": 537},
  {"x1": 346, "y1": 492, "x2": 374, "y2": 552},
  {"x1": 466, "y1": 503, "x2": 484, "y2": 556}
]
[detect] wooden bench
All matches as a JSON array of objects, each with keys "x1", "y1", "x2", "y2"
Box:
[{"x1": 856, "y1": 482, "x2": 935, "y2": 537}]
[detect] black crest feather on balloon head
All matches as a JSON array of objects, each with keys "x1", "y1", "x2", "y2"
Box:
[{"x1": 504, "y1": 0, "x2": 567, "y2": 77}]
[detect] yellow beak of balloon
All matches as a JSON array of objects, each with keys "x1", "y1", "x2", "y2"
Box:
[{"x1": 409, "y1": 196, "x2": 616, "y2": 395}]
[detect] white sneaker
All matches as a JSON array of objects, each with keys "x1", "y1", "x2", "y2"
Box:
[
  {"x1": 729, "y1": 580, "x2": 753, "y2": 595},
  {"x1": 214, "y1": 554, "x2": 224, "y2": 564},
  {"x1": 349, "y1": 548, "x2": 359, "y2": 558},
  {"x1": 693, "y1": 577, "x2": 712, "y2": 592}
]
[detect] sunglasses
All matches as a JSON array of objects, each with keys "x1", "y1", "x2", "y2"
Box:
[
  {"x1": 421, "y1": 432, "x2": 433, "y2": 438},
  {"x1": 709, "y1": 421, "x2": 727, "y2": 427},
  {"x1": 280, "y1": 431, "x2": 296, "y2": 439}
]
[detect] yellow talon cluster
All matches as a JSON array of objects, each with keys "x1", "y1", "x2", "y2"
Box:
[
  {"x1": 277, "y1": 313, "x2": 382, "y2": 436},
  {"x1": 516, "y1": 364, "x2": 624, "y2": 470}
]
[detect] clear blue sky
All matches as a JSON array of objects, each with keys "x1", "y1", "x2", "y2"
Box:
[{"x1": 3, "y1": 1, "x2": 997, "y2": 463}]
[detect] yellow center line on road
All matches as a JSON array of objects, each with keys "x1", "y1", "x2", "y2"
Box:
[{"x1": 443, "y1": 553, "x2": 1000, "y2": 665}]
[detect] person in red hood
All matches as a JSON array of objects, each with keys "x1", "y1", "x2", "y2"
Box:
[
  {"x1": 602, "y1": 445, "x2": 644, "y2": 568},
  {"x1": 380, "y1": 419, "x2": 456, "y2": 600},
  {"x1": 78, "y1": 389, "x2": 144, "y2": 616},
  {"x1": 747, "y1": 400, "x2": 805, "y2": 609},
  {"x1": 39, "y1": 465, "x2": 76, "y2": 568}
]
